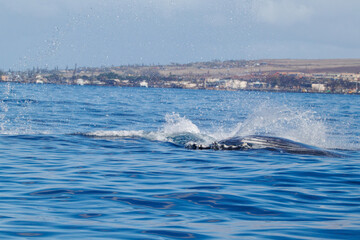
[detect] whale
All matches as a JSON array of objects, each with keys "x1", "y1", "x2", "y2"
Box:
[
  {"x1": 76, "y1": 130, "x2": 342, "y2": 157},
  {"x1": 185, "y1": 135, "x2": 342, "y2": 157}
]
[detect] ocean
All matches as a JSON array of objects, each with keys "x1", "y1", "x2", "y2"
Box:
[{"x1": 0, "y1": 82, "x2": 359, "y2": 239}]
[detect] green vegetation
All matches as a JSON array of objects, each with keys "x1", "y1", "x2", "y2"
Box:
[
  {"x1": 265, "y1": 74, "x2": 310, "y2": 89},
  {"x1": 1, "y1": 60, "x2": 359, "y2": 94},
  {"x1": 97, "y1": 72, "x2": 122, "y2": 81}
]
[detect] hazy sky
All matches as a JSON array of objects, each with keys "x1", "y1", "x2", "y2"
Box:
[{"x1": 1, "y1": 0, "x2": 360, "y2": 69}]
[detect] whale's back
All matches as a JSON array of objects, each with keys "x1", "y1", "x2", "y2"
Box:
[{"x1": 217, "y1": 135, "x2": 341, "y2": 157}]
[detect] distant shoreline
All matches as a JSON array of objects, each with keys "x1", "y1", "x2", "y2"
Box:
[
  {"x1": 1, "y1": 81, "x2": 358, "y2": 96},
  {"x1": 1, "y1": 59, "x2": 359, "y2": 94}
]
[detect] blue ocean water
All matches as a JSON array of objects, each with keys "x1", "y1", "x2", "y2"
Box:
[{"x1": 0, "y1": 82, "x2": 359, "y2": 239}]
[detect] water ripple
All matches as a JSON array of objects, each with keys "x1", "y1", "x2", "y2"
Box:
[{"x1": 0, "y1": 84, "x2": 359, "y2": 239}]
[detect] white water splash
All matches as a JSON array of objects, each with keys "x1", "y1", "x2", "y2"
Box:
[
  {"x1": 0, "y1": 83, "x2": 39, "y2": 135},
  {"x1": 82, "y1": 106, "x2": 332, "y2": 149},
  {"x1": 83, "y1": 113, "x2": 210, "y2": 144},
  {"x1": 233, "y1": 102, "x2": 329, "y2": 148},
  {"x1": 162, "y1": 113, "x2": 200, "y2": 135},
  {"x1": 0, "y1": 83, "x2": 11, "y2": 132},
  {"x1": 0, "y1": 83, "x2": 16, "y2": 134},
  {"x1": 82, "y1": 130, "x2": 146, "y2": 138}
]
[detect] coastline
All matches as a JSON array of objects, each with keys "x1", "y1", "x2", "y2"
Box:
[
  {"x1": 1, "y1": 81, "x2": 358, "y2": 96},
  {"x1": 1, "y1": 59, "x2": 359, "y2": 95}
]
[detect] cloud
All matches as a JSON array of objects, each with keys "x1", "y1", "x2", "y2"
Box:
[
  {"x1": 255, "y1": 0, "x2": 314, "y2": 26},
  {"x1": 151, "y1": 0, "x2": 203, "y2": 11},
  {"x1": 0, "y1": 0, "x2": 99, "y2": 18},
  {"x1": 1, "y1": 0, "x2": 360, "y2": 69}
]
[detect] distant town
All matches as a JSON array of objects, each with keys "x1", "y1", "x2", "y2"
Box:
[{"x1": 1, "y1": 59, "x2": 360, "y2": 94}]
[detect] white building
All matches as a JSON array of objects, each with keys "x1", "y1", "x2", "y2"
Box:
[
  {"x1": 1, "y1": 75, "x2": 9, "y2": 81},
  {"x1": 182, "y1": 81, "x2": 197, "y2": 89},
  {"x1": 35, "y1": 75, "x2": 47, "y2": 84},
  {"x1": 225, "y1": 80, "x2": 247, "y2": 89},
  {"x1": 140, "y1": 80, "x2": 148, "y2": 87},
  {"x1": 312, "y1": 83, "x2": 326, "y2": 92},
  {"x1": 76, "y1": 78, "x2": 90, "y2": 85}
]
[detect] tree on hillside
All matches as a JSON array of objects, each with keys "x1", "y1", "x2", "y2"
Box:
[
  {"x1": 139, "y1": 68, "x2": 161, "y2": 81},
  {"x1": 47, "y1": 73, "x2": 63, "y2": 83},
  {"x1": 265, "y1": 74, "x2": 306, "y2": 89},
  {"x1": 97, "y1": 72, "x2": 122, "y2": 81}
]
